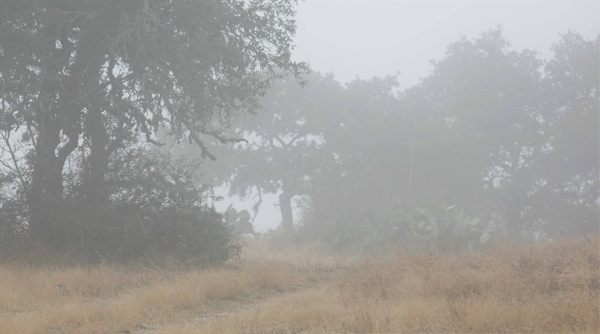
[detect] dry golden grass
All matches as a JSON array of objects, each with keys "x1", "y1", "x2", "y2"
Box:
[
  {"x1": 165, "y1": 237, "x2": 599, "y2": 334},
  {"x1": 1, "y1": 236, "x2": 598, "y2": 334},
  {"x1": 0, "y1": 257, "x2": 309, "y2": 334}
]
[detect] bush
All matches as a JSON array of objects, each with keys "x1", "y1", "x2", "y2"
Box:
[
  {"x1": 297, "y1": 195, "x2": 503, "y2": 255},
  {"x1": 69, "y1": 147, "x2": 241, "y2": 262},
  {"x1": 0, "y1": 170, "x2": 28, "y2": 251},
  {"x1": 0, "y1": 145, "x2": 241, "y2": 264}
]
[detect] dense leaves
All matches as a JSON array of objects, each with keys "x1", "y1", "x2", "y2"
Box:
[
  {"x1": 182, "y1": 29, "x2": 598, "y2": 251},
  {"x1": 0, "y1": 8, "x2": 596, "y2": 259},
  {"x1": 0, "y1": 0, "x2": 304, "y2": 261}
]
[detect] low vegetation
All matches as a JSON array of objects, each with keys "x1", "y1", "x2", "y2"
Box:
[{"x1": 1, "y1": 236, "x2": 597, "y2": 334}]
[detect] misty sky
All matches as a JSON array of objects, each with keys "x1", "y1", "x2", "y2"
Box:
[{"x1": 215, "y1": 0, "x2": 599, "y2": 232}]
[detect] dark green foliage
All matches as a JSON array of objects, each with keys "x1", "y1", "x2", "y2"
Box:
[
  {"x1": 0, "y1": 196, "x2": 28, "y2": 250},
  {"x1": 70, "y1": 147, "x2": 241, "y2": 261},
  {"x1": 0, "y1": 144, "x2": 241, "y2": 263},
  {"x1": 0, "y1": 0, "x2": 305, "y2": 255}
]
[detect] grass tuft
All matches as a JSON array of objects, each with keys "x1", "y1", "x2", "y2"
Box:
[{"x1": 1, "y1": 237, "x2": 597, "y2": 333}]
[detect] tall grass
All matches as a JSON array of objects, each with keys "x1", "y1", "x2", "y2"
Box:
[
  {"x1": 168, "y1": 236, "x2": 599, "y2": 333},
  {"x1": 1, "y1": 237, "x2": 597, "y2": 333},
  {"x1": 0, "y1": 258, "x2": 301, "y2": 334}
]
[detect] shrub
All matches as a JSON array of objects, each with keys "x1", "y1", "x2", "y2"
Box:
[
  {"x1": 70, "y1": 147, "x2": 241, "y2": 262},
  {"x1": 0, "y1": 145, "x2": 241, "y2": 264},
  {"x1": 297, "y1": 195, "x2": 503, "y2": 255}
]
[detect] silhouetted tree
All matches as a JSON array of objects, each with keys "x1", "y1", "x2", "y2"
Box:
[
  {"x1": 531, "y1": 31, "x2": 599, "y2": 234},
  {"x1": 0, "y1": 0, "x2": 306, "y2": 245},
  {"x1": 171, "y1": 72, "x2": 343, "y2": 232}
]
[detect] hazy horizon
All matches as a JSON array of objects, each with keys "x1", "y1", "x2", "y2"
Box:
[{"x1": 213, "y1": 0, "x2": 599, "y2": 232}]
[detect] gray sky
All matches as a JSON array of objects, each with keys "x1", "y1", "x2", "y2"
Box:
[
  {"x1": 293, "y1": 0, "x2": 599, "y2": 87},
  {"x1": 217, "y1": 0, "x2": 599, "y2": 232}
]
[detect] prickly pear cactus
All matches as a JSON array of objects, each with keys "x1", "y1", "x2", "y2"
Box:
[
  {"x1": 407, "y1": 195, "x2": 496, "y2": 254},
  {"x1": 224, "y1": 205, "x2": 239, "y2": 225},
  {"x1": 224, "y1": 205, "x2": 254, "y2": 235},
  {"x1": 350, "y1": 194, "x2": 499, "y2": 255},
  {"x1": 236, "y1": 210, "x2": 253, "y2": 234}
]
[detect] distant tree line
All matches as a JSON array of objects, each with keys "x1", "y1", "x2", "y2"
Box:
[
  {"x1": 0, "y1": 1, "x2": 596, "y2": 258},
  {"x1": 0, "y1": 0, "x2": 305, "y2": 261},
  {"x1": 173, "y1": 29, "x2": 598, "y2": 251}
]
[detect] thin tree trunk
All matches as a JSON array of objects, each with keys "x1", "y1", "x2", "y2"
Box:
[
  {"x1": 279, "y1": 191, "x2": 294, "y2": 232},
  {"x1": 85, "y1": 108, "x2": 111, "y2": 205}
]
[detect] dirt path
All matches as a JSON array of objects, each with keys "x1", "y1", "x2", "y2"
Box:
[{"x1": 131, "y1": 270, "x2": 339, "y2": 334}]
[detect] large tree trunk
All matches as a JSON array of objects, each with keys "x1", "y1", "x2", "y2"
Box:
[
  {"x1": 279, "y1": 191, "x2": 294, "y2": 232},
  {"x1": 28, "y1": 122, "x2": 60, "y2": 239},
  {"x1": 27, "y1": 19, "x2": 90, "y2": 243},
  {"x1": 28, "y1": 114, "x2": 79, "y2": 243},
  {"x1": 84, "y1": 108, "x2": 111, "y2": 205},
  {"x1": 81, "y1": 54, "x2": 127, "y2": 206}
]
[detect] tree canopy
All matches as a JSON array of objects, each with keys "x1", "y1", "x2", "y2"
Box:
[
  {"x1": 178, "y1": 29, "x2": 598, "y2": 246},
  {"x1": 0, "y1": 0, "x2": 305, "y2": 257},
  {"x1": 0, "y1": 7, "x2": 596, "y2": 259}
]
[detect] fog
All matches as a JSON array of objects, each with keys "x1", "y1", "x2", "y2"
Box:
[
  {"x1": 0, "y1": 0, "x2": 597, "y2": 259},
  {"x1": 294, "y1": 1, "x2": 598, "y2": 86},
  {"x1": 215, "y1": 0, "x2": 599, "y2": 232},
  {"x1": 0, "y1": 3, "x2": 597, "y2": 331}
]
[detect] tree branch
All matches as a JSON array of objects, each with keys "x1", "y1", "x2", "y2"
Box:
[
  {"x1": 273, "y1": 135, "x2": 286, "y2": 148},
  {"x1": 1, "y1": 130, "x2": 27, "y2": 190}
]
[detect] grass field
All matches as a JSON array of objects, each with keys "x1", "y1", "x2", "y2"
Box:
[{"x1": 0, "y1": 237, "x2": 598, "y2": 333}]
